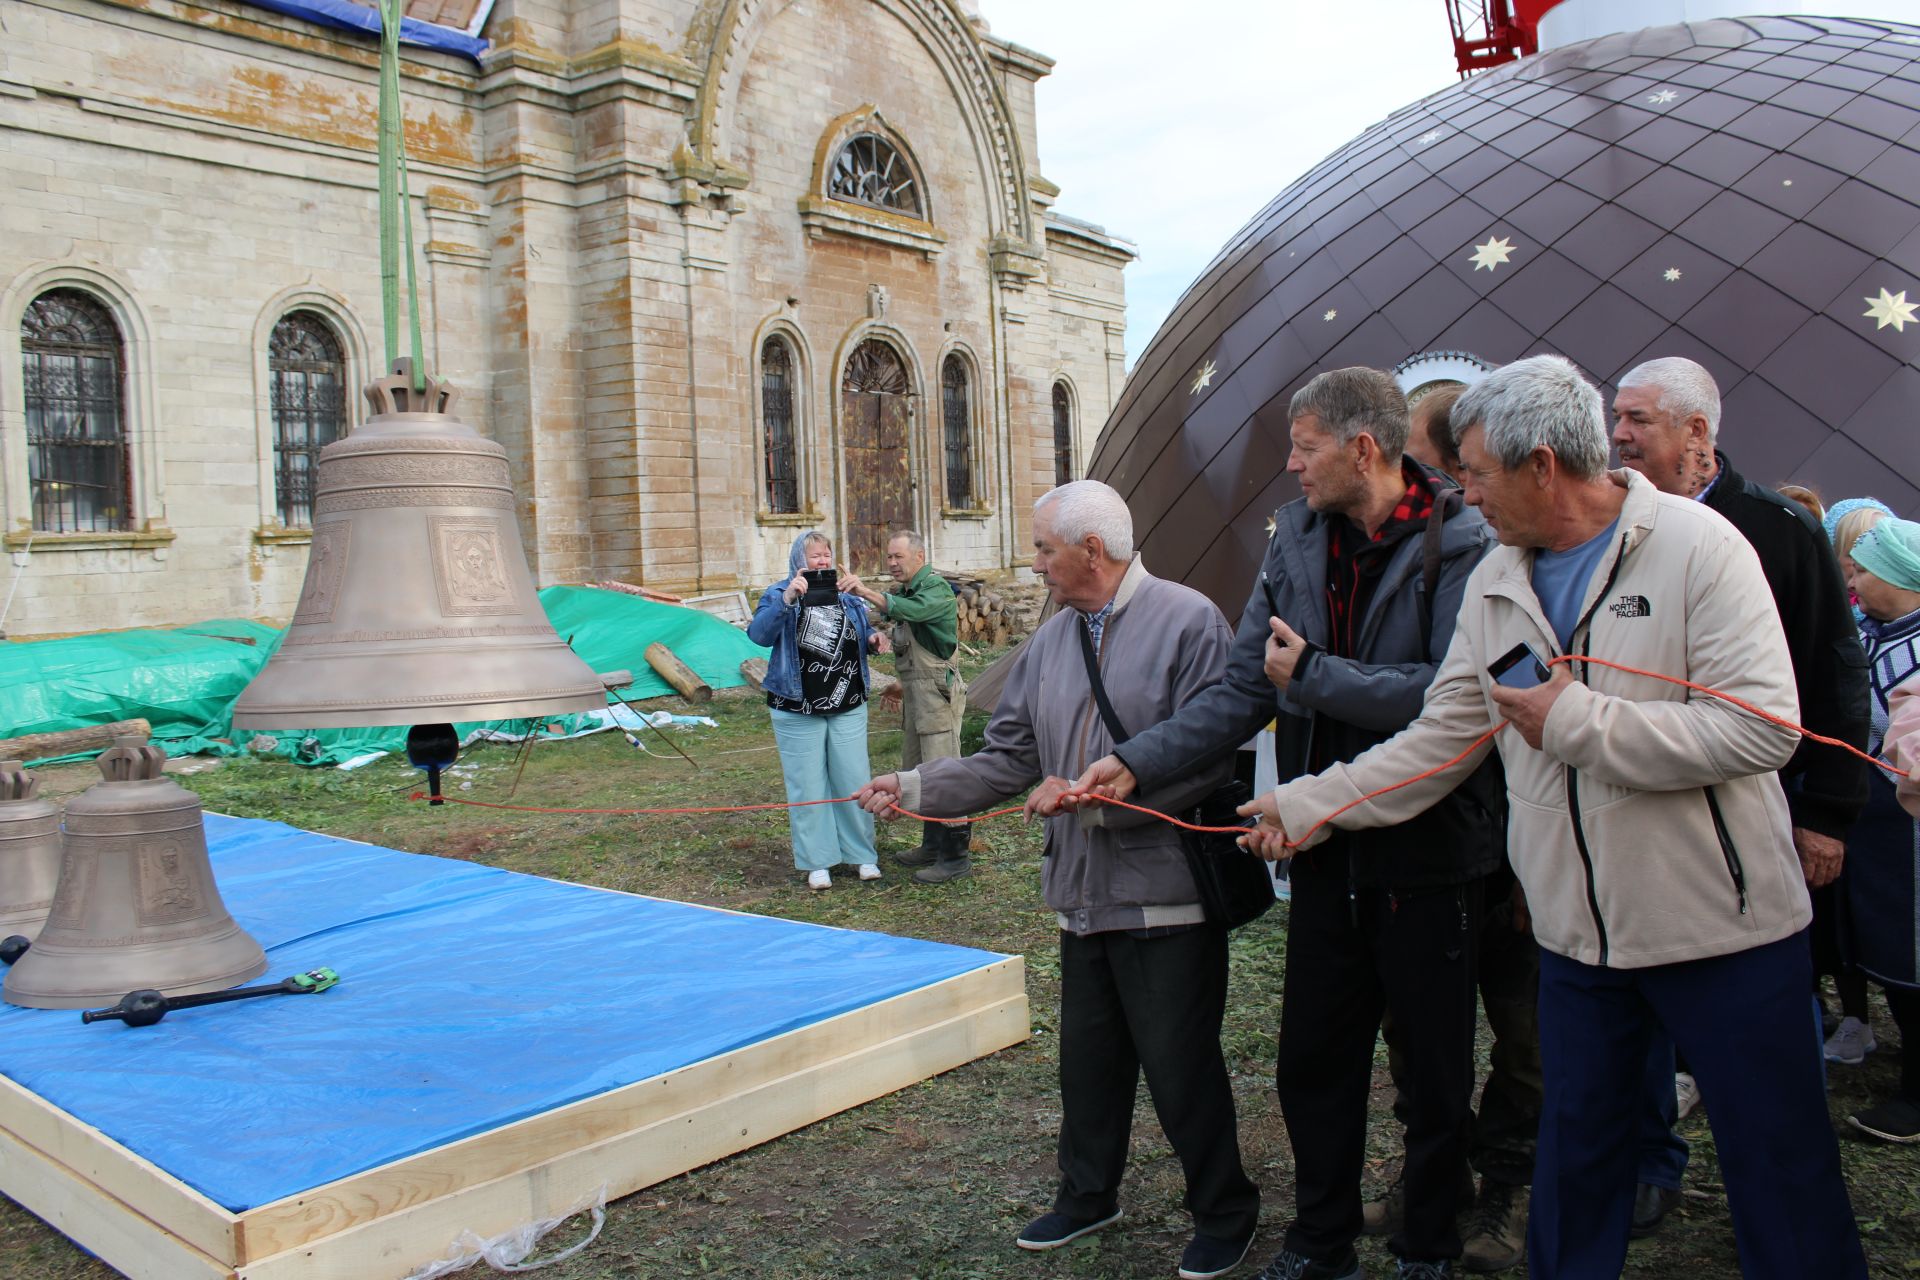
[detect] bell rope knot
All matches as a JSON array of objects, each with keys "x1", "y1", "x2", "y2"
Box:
[
  {"x1": 95, "y1": 737, "x2": 166, "y2": 783},
  {"x1": 0, "y1": 762, "x2": 36, "y2": 803},
  {"x1": 364, "y1": 358, "x2": 458, "y2": 419}
]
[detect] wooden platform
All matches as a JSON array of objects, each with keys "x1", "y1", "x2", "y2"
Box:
[{"x1": 0, "y1": 956, "x2": 1027, "y2": 1280}]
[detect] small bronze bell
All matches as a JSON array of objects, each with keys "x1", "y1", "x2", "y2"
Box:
[
  {"x1": 231, "y1": 360, "x2": 620, "y2": 729},
  {"x1": 0, "y1": 762, "x2": 63, "y2": 942},
  {"x1": 3, "y1": 738, "x2": 267, "y2": 1009}
]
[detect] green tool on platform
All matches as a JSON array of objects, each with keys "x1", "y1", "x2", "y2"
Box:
[{"x1": 82, "y1": 968, "x2": 342, "y2": 1027}]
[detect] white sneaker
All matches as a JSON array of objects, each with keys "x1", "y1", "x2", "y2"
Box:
[
  {"x1": 1674, "y1": 1072, "x2": 1701, "y2": 1122},
  {"x1": 857, "y1": 863, "x2": 882, "y2": 881},
  {"x1": 1825, "y1": 1016, "x2": 1878, "y2": 1065},
  {"x1": 806, "y1": 869, "x2": 832, "y2": 891}
]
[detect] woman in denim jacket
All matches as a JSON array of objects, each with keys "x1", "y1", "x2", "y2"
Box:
[{"x1": 748, "y1": 531, "x2": 886, "y2": 890}]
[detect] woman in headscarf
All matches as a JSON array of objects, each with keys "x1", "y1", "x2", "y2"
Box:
[
  {"x1": 1838, "y1": 517, "x2": 1920, "y2": 1142},
  {"x1": 747, "y1": 531, "x2": 886, "y2": 890},
  {"x1": 1818, "y1": 498, "x2": 1894, "y2": 1064}
]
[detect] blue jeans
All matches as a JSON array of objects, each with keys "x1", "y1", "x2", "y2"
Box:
[
  {"x1": 1531, "y1": 933, "x2": 1864, "y2": 1280},
  {"x1": 769, "y1": 704, "x2": 877, "y2": 872}
]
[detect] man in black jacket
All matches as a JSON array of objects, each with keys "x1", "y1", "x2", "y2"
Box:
[
  {"x1": 1071, "y1": 367, "x2": 1503, "y2": 1280},
  {"x1": 1611, "y1": 356, "x2": 1870, "y2": 1234}
]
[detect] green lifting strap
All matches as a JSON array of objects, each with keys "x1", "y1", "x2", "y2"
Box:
[{"x1": 377, "y1": 0, "x2": 427, "y2": 392}]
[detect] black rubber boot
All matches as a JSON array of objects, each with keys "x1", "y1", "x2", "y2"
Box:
[
  {"x1": 894, "y1": 822, "x2": 942, "y2": 868},
  {"x1": 913, "y1": 822, "x2": 972, "y2": 884}
]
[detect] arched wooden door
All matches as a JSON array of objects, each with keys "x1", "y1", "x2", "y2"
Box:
[{"x1": 840, "y1": 340, "x2": 913, "y2": 575}]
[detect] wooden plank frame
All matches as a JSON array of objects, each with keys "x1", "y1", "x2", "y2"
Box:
[{"x1": 0, "y1": 958, "x2": 1027, "y2": 1280}]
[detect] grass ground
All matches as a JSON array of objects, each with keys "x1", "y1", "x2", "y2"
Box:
[{"x1": 2, "y1": 644, "x2": 1917, "y2": 1278}]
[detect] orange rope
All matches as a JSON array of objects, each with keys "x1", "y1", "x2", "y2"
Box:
[{"x1": 406, "y1": 656, "x2": 1908, "y2": 852}]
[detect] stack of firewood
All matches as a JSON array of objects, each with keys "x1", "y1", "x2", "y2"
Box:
[{"x1": 943, "y1": 574, "x2": 1015, "y2": 647}]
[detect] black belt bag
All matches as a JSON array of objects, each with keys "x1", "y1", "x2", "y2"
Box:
[{"x1": 1076, "y1": 620, "x2": 1275, "y2": 930}]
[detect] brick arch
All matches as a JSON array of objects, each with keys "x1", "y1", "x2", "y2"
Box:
[{"x1": 683, "y1": 0, "x2": 1033, "y2": 242}]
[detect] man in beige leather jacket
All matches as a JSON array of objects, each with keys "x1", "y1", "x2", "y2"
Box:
[{"x1": 1240, "y1": 355, "x2": 1864, "y2": 1280}]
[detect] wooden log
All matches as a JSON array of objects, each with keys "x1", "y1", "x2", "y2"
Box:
[
  {"x1": 645, "y1": 643, "x2": 712, "y2": 704},
  {"x1": 740, "y1": 657, "x2": 769, "y2": 692},
  {"x1": 594, "y1": 580, "x2": 685, "y2": 605},
  {"x1": 0, "y1": 719, "x2": 152, "y2": 763}
]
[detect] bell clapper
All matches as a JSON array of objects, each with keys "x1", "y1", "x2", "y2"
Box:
[
  {"x1": 0, "y1": 936, "x2": 28, "y2": 965},
  {"x1": 81, "y1": 967, "x2": 342, "y2": 1027},
  {"x1": 406, "y1": 724, "x2": 461, "y2": 807}
]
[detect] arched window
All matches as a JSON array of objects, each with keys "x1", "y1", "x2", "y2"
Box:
[
  {"x1": 827, "y1": 134, "x2": 923, "y2": 217},
  {"x1": 1052, "y1": 382, "x2": 1075, "y2": 487},
  {"x1": 761, "y1": 336, "x2": 800, "y2": 515},
  {"x1": 21, "y1": 290, "x2": 129, "y2": 533},
  {"x1": 268, "y1": 311, "x2": 348, "y2": 528},
  {"x1": 941, "y1": 355, "x2": 973, "y2": 509}
]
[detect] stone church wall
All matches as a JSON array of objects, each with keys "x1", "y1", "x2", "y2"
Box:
[{"x1": 0, "y1": 0, "x2": 1129, "y2": 639}]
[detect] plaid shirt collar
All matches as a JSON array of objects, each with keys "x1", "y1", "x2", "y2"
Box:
[{"x1": 1081, "y1": 597, "x2": 1118, "y2": 654}]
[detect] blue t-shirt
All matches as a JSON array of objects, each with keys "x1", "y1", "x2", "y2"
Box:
[{"x1": 1532, "y1": 519, "x2": 1620, "y2": 650}]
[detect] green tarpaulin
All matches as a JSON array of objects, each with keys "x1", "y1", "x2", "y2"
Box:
[{"x1": 0, "y1": 587, "x2": 767, "y2": 767}]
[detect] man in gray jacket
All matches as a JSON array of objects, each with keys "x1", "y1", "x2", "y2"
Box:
[
  {"x1": 1075, "y1": 367, "x2": 1503, "y2": 1280},
  {"x1": 854, "y1": 480, "x2": 1260, "y2": 1280}
]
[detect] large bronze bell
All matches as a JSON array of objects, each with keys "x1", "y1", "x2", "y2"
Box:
[
  {"x1": 3, "y1": 738, "x2": 267, "y2": 1009},
  {"x1": 0, "y1": 762, "x2": 63, "y2": 942},
  {"x1": 231, "y1": 360, "x2": 619, "y2": 729}
]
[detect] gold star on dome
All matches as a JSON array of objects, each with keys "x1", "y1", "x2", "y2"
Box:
[
  {"x1": 1417, "y1": 130, "x2": 1444, "y2": 146},
  {"x1": 1324, "y1": 309, "x2": 1338, "y2": 321},
  {"x1": 1191, "y1": 359, "x2": 1218, "y2": 395},
  {"x1": 1469, "y1": 236, "x2": 1516, "y2": 272},
  {"x1": 1663, "y1": 267, "x2": 1683, "y2": 282},
  {"x1": 1647, "y1": 89, "x2": 1678, "y2": 105},
  {"x1": 1863, "y1": 288, "x2": 1918, "y2": 333},
  {"x1": 1265, "y1": 515, "x2": 1278, "y2": 538}
]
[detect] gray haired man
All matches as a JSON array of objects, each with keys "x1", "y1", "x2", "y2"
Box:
[{"x1": 855, "y1": 480, "x2": 1261, "y2": 1279}]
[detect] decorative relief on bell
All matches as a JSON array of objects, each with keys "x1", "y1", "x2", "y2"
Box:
[
  {"x1": 293, "y1": 522, "x2": 351, "y2": 625},
  {"x1": 431, "y1": 517, "x2": 519, "y2": 616},
  {"x1": 44, "y1": 851, "x2": 94, "y2": 933},
  {"x1": 136, "y1": 841, "x2": 211, "y2": 928}
]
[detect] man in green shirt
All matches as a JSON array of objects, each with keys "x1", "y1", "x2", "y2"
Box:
[{"x1": 846, "y1": 530, "x2": 970, "y2": 882}]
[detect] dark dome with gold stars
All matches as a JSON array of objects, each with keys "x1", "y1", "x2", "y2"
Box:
[{"x1": 1090, "y1": 15, "x2": 1920, "y2": 615}]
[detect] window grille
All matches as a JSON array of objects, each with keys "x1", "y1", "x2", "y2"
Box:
[
  {"x1": 827, "y1": 134, "x2": 923, "y2": 217},
  {"x1": 21, "y1": 290, "x2": 129, "y2": 533},
  {"x1": 762, "y1": 337, "x2": 800, "y2": 515},
  {"x1": 1052, "y1": 382, "x2": 1074, "y2": 487},
  {"x1": 942, "y1": 356, "x2": 973, "y2": 509},
  {"x1": 269, "y1": 312, "x2": 348, "y2": 528}
]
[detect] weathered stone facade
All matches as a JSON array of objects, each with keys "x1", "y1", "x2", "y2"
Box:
[{"x1": 0, "y1": 0, "x2": 1130, "y2": 638}]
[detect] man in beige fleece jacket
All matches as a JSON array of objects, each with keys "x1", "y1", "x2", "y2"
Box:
[{"x1": 1239, "y1": 356, "x2": 1864, "y2": 1280}]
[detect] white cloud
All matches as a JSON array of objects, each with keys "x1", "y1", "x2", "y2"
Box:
[{"x1": 1002, "y1": 0, "x2": 1454, "y2": 367}]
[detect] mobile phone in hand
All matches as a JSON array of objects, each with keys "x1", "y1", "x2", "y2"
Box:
[{"x1": 1487, "y1": 641, "x2": 1550, "y2": 690}]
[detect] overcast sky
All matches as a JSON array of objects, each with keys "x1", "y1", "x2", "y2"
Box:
[
  {"x1": 1002, "y1": 0, "x2": 1458, "y2": 367},
  {"x1": 997, "y1": 0, "x2": 1920, "y2": 368}
]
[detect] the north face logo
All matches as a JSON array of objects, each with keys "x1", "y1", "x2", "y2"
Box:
[{"x1": 1609, "y1": 595, "x2": 1652, "y2": 619}]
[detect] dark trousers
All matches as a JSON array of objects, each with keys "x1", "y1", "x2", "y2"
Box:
[
  {"x1": 1055, "y1": 927, "x2": 1259, "y2": 1238},
  {"x1": 1531, "y1": 933, "x2": 1866, "y2": 1280},
  {"x1": 1279, "y1": 861, "x2": 1480, "y2": 1263},
  {"x1": 1388, "y1": 866, "x2": 1541, "y2": 1187}
]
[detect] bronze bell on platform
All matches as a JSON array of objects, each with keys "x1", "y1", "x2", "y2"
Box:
[
  {"x1": 0, "y1": 762, "x2": 64, "y2": 942},
  {"x1": 231, "y1": 360, "x2": 622, "y2": 730},
  {"x1": 3, "y1": 738, "x2": 267, "y2": 1009}
]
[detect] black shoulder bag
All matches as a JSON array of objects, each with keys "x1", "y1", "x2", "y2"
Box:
[{"x1": 1076, "y1": 620, "x2": 1276, "y2": 930}]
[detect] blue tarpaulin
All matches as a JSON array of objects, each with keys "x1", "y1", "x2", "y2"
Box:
[
  {"x1": 242, "y1": 0, "x2": 491, "y2": 60},
  {"x1": 0, "y1": 815, "x2": 1009, "y2": 1212}
]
